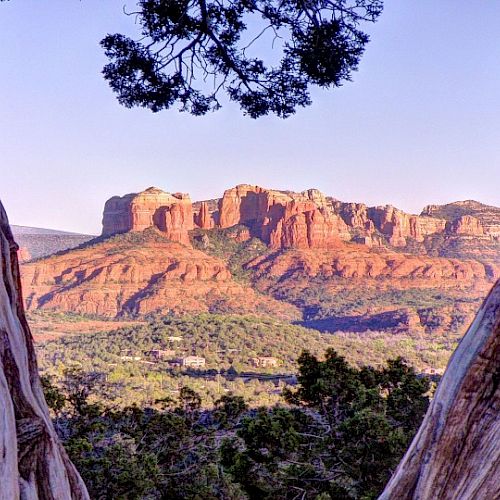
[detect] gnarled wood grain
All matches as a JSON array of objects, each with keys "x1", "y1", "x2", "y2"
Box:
[
  {"x1": 380, "y1": 280, "x2": 500, "y2": 499},
  {"x1": 0, "y1": 200, "x2": 88, "y2": 500}
]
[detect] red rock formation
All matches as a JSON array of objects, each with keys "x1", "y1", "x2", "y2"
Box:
[
  {"x1": 446, "y1": 215, "x2": 484, "y2": 236},
  {"x1": 270, "y1": 202, "x2": 349, "y2": 249},
  {"x1": 21, "y1": 234, "x2": 300, "y2": 320},
  {"x1": 102, "y1": 187, "x2": 193, "y2": 245},
  {"x1": 367, "y1": 205, "x2": 446, "y2": 246},
  {"x1": 217, "y1": 185, "x2": 350, "y2": 249},
  {"x1": 334, "y1": 202, "x2": 371, "y2": 229},
  {"x1": 103, "y1": 186, "x2": 499, "y2": 253},
  {"x1": 0, "y1": 201, "x2": 89, "y2": 499},
  {"x1": 247, "y1": 245, "x2": 491, "y2": 283},
  {"x1": 218, "y1": 184, "x2": 288, "y2": 230},
  {"x1": 194, "y1": 201, "x2": 215, "y2": 229},
  {"x1": 380, "y1": 280, "x2": 500, "y2": 499}
]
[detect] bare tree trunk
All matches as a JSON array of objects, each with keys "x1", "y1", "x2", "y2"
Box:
[
  {"x1": 380, "y1": 280, "x2": 500, "y2": 499},
  {"x1": 0, "y1": 201, "x2": 89, "y2": 500}
]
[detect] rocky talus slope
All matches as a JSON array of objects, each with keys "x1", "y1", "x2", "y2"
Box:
[{"x1": 0, "y1": 201, "x2": 89, "y2": 499}]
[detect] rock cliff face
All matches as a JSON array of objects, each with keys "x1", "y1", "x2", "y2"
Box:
[
  {"x1": 445, "y1": 215, "x2": 484, "y2": 236},
  {"x1": 217, "y1": 185, "x2": 350, "y2": 249},
  {"x1": 364, "y1": 206, "x2": 447, "y2": 247},
  {"x1": 0, "y1": 201, "x2": 89, "y2": 499},
  {"x1": 101, "y1": 185, "x2": 500, "y2": 254},
  {"x1": 102, "y1": 187, "x2": 193, "y2": 245}
]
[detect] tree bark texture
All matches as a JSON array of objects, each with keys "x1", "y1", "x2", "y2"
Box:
[
  {"x1": 0, "y1": 201, "x2": 89, "y2": 500},
  {"x1": 380, "y1": 279, "x2": 500, "y2": 499}
]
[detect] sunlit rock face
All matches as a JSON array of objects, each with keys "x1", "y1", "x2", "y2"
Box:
[
  {"x1": 217, "y1": 184, "x2": 350, "y2": 249},
  {"x1": 102, "y1": 187, "x2": 193, "y2": 245},
  {"x1": 20, "y1": 234, "x2": 300, "y2": 319},
  {"x1": 102, "y1": 185, "x2": 500, "y2": 254}
]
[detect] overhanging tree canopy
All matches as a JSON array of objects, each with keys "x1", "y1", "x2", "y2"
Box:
[{"x1": 101, "y1": 0, "x2": 383, "y2": 117}]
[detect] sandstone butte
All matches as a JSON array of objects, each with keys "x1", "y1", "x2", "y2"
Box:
[
  {"x1": 102, "y1": 185, "x2": 500, "y2": 251},
  {"x1": 102, "y1": 187, "x2": 193, "y2": 246}
]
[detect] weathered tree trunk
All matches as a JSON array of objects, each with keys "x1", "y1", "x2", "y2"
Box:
[
  {"x1": 380, "y1": 280, "x2": 500, "y2": 499},
  {"x1": 0, "y1": 201, "x2": 89, "y2": 500}
]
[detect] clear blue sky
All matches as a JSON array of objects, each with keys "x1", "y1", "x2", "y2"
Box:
[{"x1": 1, "y1": 0, "x2": 499, "y2": 234}]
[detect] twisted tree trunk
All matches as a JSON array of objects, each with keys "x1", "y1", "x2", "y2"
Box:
[
  {"x1": 380, "y1": 280, "x2": 500, "y2": 499},
  {"x1": 0, "y1": 201, "x2": 89, "y2": 500}
]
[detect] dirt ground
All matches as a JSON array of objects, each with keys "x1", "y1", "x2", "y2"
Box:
[{"x1": 27, "y1": 312, "x2": 143, "y2": 342}]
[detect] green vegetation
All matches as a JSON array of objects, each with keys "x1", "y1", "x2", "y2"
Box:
[
  {"x1": 33, "y1": 227, "x2": 175, "y2": 263},
  {"x1": 270, "y1": 280, "x2": 480, "y2": 326},
  {"x1": 191, "y1": 226, "x2": 269, "y2": 283},
  {"x1": 44, "y1": 349, "x2": 429, "y2": 499},
  {"x1": 38, "y1": 314, "x2": 450, "y2": 410}
]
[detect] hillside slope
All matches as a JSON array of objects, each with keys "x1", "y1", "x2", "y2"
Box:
[
  {"x1": 12, "y1": 225, "x2": 94, "y2": 261},
  {"x1": 21, "y1": 230, "x2": 299, "y2": 320}
]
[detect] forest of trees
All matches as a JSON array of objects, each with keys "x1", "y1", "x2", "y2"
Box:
[
  {"x1": 43, "y1": 349, "x2": 430, "y2": 499},
  {"x1": 36, "y1": 313, "x2": 447, "y2": 409}
]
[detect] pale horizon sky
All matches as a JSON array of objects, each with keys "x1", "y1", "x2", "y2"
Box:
[{"x1": 1, "y1": 0, "x2": 499, "y2": 234}]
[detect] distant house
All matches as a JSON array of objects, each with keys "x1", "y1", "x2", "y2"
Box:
[
  {"x1": 120, "y1": 355, "x2": 142, "y2": 361},
  {"x1": 251, "y1": 357, "x2": 279, "y2": 368},
  {"x1": 167, "y1": 336, "x2": 183, "y2": 342},
  {"x1": 182, "y1": 356, "x2": 206, "y2": 368},
  {"x1": 145, "y1": 349, "x2": 176, "y2": 360}
]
